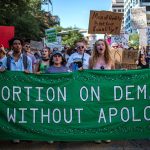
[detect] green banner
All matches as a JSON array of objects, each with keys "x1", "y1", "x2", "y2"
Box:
[{"x1": 0, "y1": 70, "x2": 150, "y2": 141}]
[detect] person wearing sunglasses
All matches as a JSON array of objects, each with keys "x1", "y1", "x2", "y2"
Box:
[{"x1": 67, "y1": 40, "x2": 90, "y2": 71}]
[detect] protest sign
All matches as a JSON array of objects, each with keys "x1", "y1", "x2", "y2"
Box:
[
  {"x1": 111, "y1": 34, "x2": 129, "y2": 48},
  {"x1": 115, "y1": 63, "x2": 137, "y2": 70},
  {"x1": 44, "y1": 36, "x2": 62, "y2": 51},
  {"x1": 0, "y1": 70, "x2": 150, "y2": 141},
  {"x1": 88, "y1": 11, "x2": 123, "y2": 35},
  {"x1": 111, "y1": 48, "x2": 138, "y2": 68},
  {"x1": 111, "y1": 48, "x2": 123, "y2": 64},
  {"x1": 131, "y1": 7, "x2": 147, "y2": 29},
  {"x1": 121, "y1": 63, "x2": 137, "y2": 69},
  {"x1": 45, "y1": 28, "x2": 57, "y2": 44},
  {"x1": 139, "y1": 29, "x2": 147, "y2": 48},
  {"x1": 122, "y1": 50, "x2": 138, "y2": 64},
  {"x1": 30, "y1": 40, "x2": 44, "y2": 50},
  {"x1": 0, "y1": 26, "x2": 15, "y2": 48}
]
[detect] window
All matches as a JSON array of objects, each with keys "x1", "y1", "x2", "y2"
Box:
[
  {"x1": 146, "y1": 6, "x2": 150, "y2": 11},
  {"x1": 141, "y1": 0, "x2": 150, "y2": 2}
]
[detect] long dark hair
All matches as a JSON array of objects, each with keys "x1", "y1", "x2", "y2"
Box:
[{"x1": 50, "y1": 55, "x2": 66, "y2": 66}]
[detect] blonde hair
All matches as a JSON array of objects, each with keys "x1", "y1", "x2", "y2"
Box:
[{"x1": 89, "y1": 39, "x2": 112, "y2": 69}]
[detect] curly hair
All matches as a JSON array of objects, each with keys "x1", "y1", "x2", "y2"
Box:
[{"x1": 89, "y1": 39, "x2": 112, "y2": 69}]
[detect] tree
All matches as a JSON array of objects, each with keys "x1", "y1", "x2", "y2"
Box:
[
  {"x1": 62, "y1": 31, "x2": 83, "y2": 47},
  {"x1": 129, "y1": 33, "x2": 139, "y2": 49},
  {"x1": 42, "y1": 0, "x2": 52, "y2": 5},
  {"x1": 0, "y1": 0, "x2": 57, "y2": 40},
  {"x1": 54, "y1": 26, "x2": 84, "y2": 49}
]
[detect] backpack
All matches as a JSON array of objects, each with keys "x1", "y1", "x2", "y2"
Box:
[{"x1": 7, "y1": 54, "x2": 28, "y2": 70}]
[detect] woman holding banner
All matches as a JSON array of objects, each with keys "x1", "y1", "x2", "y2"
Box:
[
  {"x1": 89, "y1": 39, "x2": 115, "y2": 70},
  {"x1": 46, "y1": 50, "x2": 69, "y2": 73},
  {"x1": 89, "y1": 39, "x2": 114, "y2": 143},
  {"x1": 35, "y1": 47, "x2": 51, "y2": 74}
]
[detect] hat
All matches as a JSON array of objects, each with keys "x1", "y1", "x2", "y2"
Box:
[{"x1": 52, "y1": 50, "x2": 63, "y2": 57}]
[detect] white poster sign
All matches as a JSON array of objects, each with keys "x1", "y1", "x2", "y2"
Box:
[
  {"x1": 131, "y1": 7, "x2": 147, "y2": 29},
  {"x1": 30, "y1": 40, "x2": 44, "y2": 50},
  {"x1": 139, "y1": 29, "x2": 147, "y2": 47},
  {"x1": 111, "y1": 34, "x2": 129, "y2": 48},
  {"x1": 44, "y1": 36, "x2": 62, "y2": 51}
]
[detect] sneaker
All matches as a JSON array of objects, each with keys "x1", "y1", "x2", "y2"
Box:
[
  {"x1": 95, "y1": 140, "x2": 102, "y2": 144},
  {"x1": 47, "y1": 141, "x2": 54, "y2": 144},
  {"x1": 13, "y1": 139, "x2": 20, "y2": 143}
]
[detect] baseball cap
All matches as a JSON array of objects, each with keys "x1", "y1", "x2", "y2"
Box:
[{"x1": 52, "y1": 50, "x2": 63, "y2": 57}]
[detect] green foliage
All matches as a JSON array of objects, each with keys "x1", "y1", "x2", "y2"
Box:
[
  {"x1": 62, "y1": 31, "x2": 83, "y2": 48},
  {"x1": 54, "y1": 26, "x2": 84, "y2": 48},
  {"x1": 0, "y1": 0, "x2": 56, "y2": 40},
  {"x1": 129, "y1": 33, "x2": 139, "y2": 49}
]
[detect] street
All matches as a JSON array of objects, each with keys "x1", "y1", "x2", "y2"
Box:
[{"x1": 0, "y1": 140, "x2": 150, "y2": 150}]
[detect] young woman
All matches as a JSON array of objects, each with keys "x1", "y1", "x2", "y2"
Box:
[
  {"x1": 35, "y1": 47, "x2": 51, "y2": 74},
  {"x1": 137, "y1": 52, "x2": 149, "y2": 69},
  {"x1": 46, "y1": 51, "x2": 69, "y2": 73},
  {"x1": 89, "y1": 39, "x2": 115, "y2": 70},
  {"x1": 89, "y1": 39, "x2": 114, "y2": 144}
]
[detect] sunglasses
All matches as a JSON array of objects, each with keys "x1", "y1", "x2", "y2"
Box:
[
  {"x1": 26, "y1": 45, "x2": 30, "y2": 48},
  {"x1": 77, "y1": 46, "x2": 84, "y2": 49}
]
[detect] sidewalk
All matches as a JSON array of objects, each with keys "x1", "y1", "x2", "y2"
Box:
[{"x1": 0, "y1": 140, "x2": 150, "y2": 150}]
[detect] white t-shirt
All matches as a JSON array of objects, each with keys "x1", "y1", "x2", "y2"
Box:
[{"x1": 67, "y1": 52, "x2": 90, "y2": 69}]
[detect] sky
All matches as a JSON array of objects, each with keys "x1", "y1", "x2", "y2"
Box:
[{"x1": 44, "y1": 0, "x2": 112, "y2": 29}]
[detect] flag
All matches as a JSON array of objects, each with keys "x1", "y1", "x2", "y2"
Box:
[{"x1": 0, "y1": 26, "x2": 15, "y2": 48}]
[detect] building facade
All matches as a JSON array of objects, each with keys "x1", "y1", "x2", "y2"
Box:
[
  {"x1": 111, "y1": 0, "x2": 124, "y2": 31},
  {"x1": 111, "y1": 0, "x2": 124, "y2": 13},
  {"x1": 124, "y1": 0, "x2": 150, "y2": 33}
]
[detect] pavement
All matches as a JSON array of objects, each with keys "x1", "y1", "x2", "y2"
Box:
[{"x1": 0, "y1": 140, "x2": 150, "y2": 150}]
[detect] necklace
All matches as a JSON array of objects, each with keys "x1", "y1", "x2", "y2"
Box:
[{"x1": 42, "y1": 58, "x2": 49, "y2": 61}]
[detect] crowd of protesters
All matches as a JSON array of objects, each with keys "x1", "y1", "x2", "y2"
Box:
[
  {"x1": 0, "y1": 37, "x2": 150, "y2": 144},
  {"x1": 0, "y1": 37, "x2": 150, "y2": 75}
]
